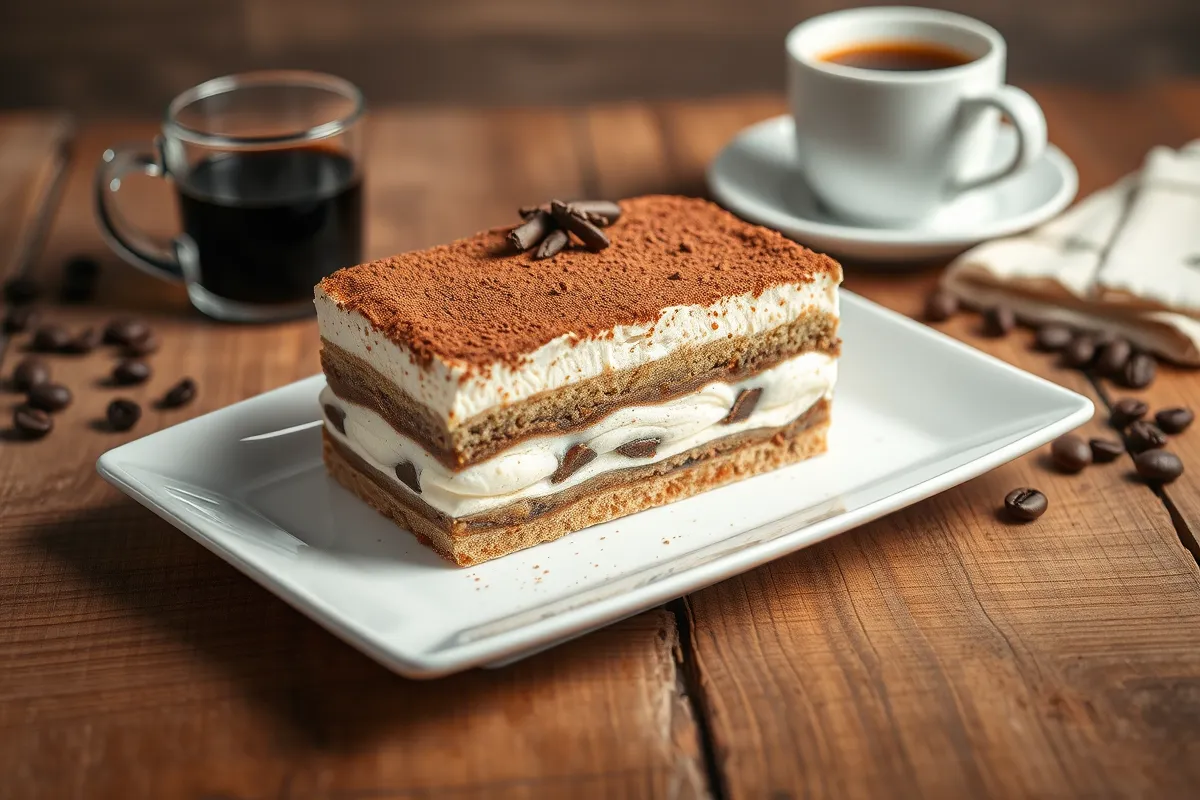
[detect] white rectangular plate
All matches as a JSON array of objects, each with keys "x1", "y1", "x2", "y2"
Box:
[{"x1": 98, "y1": 293, "x2": 1092, "y2": 678}]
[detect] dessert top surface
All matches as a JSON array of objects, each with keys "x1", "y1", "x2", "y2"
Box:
[{"x1": 317, "y1": 195, "x2": 841, "y2": 369}]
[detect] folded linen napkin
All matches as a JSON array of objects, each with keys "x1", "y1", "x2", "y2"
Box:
[{"x1": 942, "y1": 141, "x2": 1200, "y2": 365}]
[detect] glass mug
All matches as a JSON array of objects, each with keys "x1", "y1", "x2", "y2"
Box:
[{"x1": 95, "y1": 71, "x2": 365, "y2": 322}]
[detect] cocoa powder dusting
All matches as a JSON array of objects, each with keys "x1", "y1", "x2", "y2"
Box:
[{"x1": 319, "y1": 195, "x2": 841, "y2": 370}]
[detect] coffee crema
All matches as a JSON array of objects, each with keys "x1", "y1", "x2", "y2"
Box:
[{"x1": 820, "y1": 41, "x2": 974, "y2": 71}]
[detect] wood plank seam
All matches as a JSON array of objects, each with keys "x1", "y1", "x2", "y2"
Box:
[{"x1": 669, "y1": 597, "x2": 730, "y2": 800}]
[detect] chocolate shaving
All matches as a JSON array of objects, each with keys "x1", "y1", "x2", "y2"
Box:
[
  {"x1": 551, "y1": 443, "x2": 597, "y2": 484},
  {"x1": 394, "y1": 461, "x2": 421, "y2": 494},
  {"x1": 615, "y1": 437, "x2": 660, "y2": 459},
  {"x1": 324, "y1": 403, "x2": 346, "y2": 434},
  {"x1": 508, "y1": 210, "x2": 554, "y2": 252},
  {"x1": 550, "y1": 200, "x2": 610, "y2": 252},
  {"x1": 723, "y1": 388, "x2": 761, "y2": 424},
  {"x1": 568, "y1": 200, "x2": 622, "y2": 227},
  {"x1": 534, "y1": 228, "x2": 569, "y2": 260}
]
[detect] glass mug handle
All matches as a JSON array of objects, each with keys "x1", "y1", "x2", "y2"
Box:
[{"x1": 94, "y1": 138, "x2": 184, "y2": 281}]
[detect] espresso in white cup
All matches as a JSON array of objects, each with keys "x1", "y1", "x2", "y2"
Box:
[{"x1": 786, "y1": 6, "x2": 1047, "y2": 227}]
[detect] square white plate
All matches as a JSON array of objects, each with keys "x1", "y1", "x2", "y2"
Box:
[{"x1": 98, "y1": 293, "x2": 1092, "y2": 678}]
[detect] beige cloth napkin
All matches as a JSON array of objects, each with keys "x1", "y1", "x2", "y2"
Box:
[{"x1": 942, "y1": 140, "x2": 1200, "y2": 365}]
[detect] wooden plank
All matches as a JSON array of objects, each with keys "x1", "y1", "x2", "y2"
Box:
[
  {"x1": 632, "y1": 89, "x2": 1200, "y2": 798},
  {"x1": 0, "y1": 115, "x2": 708, "y2": 799}
]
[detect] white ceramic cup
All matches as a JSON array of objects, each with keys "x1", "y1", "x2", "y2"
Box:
[{"x1": 786, "y1": 6, "x2": 1047, "y2": 227}]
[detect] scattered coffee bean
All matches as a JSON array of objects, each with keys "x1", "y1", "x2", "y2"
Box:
[
  {"x1": 31, "y1": 324, "x2": 70, "y2": 352},
  {"x1": 1090, "y1": 330, "x2": 1118, "y2": 349},
  {"x1": 923, "y1": 290, "x2": 958, "y2": 322},
  {"x1": 122, "y1": 331, "x2": 160, "y2": 357},
  {"x1": 981, "y1": 306, "x2": 1016, "y2": 337},
  {"x1": 323, "y1": 403, "x2": 346, "y2": 434},
  {"x1": 62, "y1": 327, "x2": 101, "y2": 355},
  {"x1": 3, "y1": 276, "x2": 39, "y2": 305},
  {"x1": 724, "y1": 388, "x2": 762, "y2": 424},
  {"x1": 1127, "y1": 420, "x2": 1168, "y2": 453},
  {"x1": 105, "y1": 398, "x2": 141, "y2": 431},
  {"x1": 551, "y1": 443, "x2": 597, "y2": 484},
  {"x1": 161, "y1": 377, "x2": 197, "y2": 408},
  {"x1": 1089, "y1": 437, "x2": 1124, "y2": 463},
  {"x1": 12, "y1": 405, "x2": 52, "y2": 438},
  {"x1": 103, "y1": 317, "x2": 149, "y2": 346},
  {"x1": 3, "y1": 306, "x2": 37, "y2": 333},
  {"x1": 1096, "y1": 338, "x2": 1132, "y2": 376},
  {"x1": 1034, "y1": 324, "x2": 1073, "y2": 352},
  {"x1": 12, "y1": 357, "x2": 50, "y2": 392},
  {"x1": 394, "y1": 461, "x2": 421, "y2": 494},
  {"x1": 1118, "y1": 352, "x2": 1156, "y2": 388},
  {"x1": 61, "y1": 256, "x2": 100, "y2": 302},
  {"x1": 1061, "y1": 335, "x2": 1096, "y2": 369},
  {"x1": 1134, "y1": 449, "x2": 1184, "y2": 483},
  {"x1": 1050, "y1": 434, "x2": 1092, "y2": 473},
  {"x1": 27, "y1": 382, "x2": 72, "y2": 412},
  {"x1": 1155, "y1": 407, "x2": 1194, "y2": 435},
  {"x1": 1110, "y1": 398, "x2": 1149, "y2": 429},
  {"x1": 112, "y1": 359, "x2": 152, "y2": 385},
  {"x1": 615, "y1": 437, "x2": 661, "y2": 459},
  {"x1": 1004, "y1": 487, "x2": 1048, "y2": 522}
]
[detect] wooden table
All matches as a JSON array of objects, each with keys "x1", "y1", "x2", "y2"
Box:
[{"x1": 3, "y1": 85, "x2": 1200, "y2": 799}]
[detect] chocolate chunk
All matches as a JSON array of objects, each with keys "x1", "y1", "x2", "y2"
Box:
[
  {"x1": 724, "y1": 387, "x2": 762, "y2": 424},
  {"x1": 534, "y1": 228, "x2": 569, "y2": 260},
  {"x1": 3, "y1": 276, "x2": 39, "y2": 305},
  {"x1": 981, "y1": 306, "x2": 1015, "y2": 337},
  {"x1": 1118, "y1": 353, "x2": 1156, "y2": 388},
  {"x1": 1134, "y1": 449, "x2": 1184, "y2": 483},
  {"x1": 103, "y1": 318, "x2": 149, "y2": 346},
  {"x1": 615, "y1": 437, "x2": 661, "y2": 459},
  {"x1": 27, "y1": 382, "x2": 72, "y2": 412},
  {"x1": 1095, "y1": 338, "x2": 1131, "y2": 376},
  {"x1": 3, "y1": 306, "x2": 37, "y2": 333},
  {"x1": 12, "y1": 405, "x2": 52, "y2": 438},
  {"x1": 31, "y1": 324, "x2": 70, "y2": 352},
  {"x1": 550, "y1": 200, "x2": 611, "y2": 252},
  {"x1": 106, "y1": 398, "x2": 142, "y2": 431},
  {"x1": 507, "y1": 210, "x2": 554, "y2": 252},
  {"x1": 63, "y1": 327, "x2": 101, "y2": 354},
  {"x1": 1050, "y1": 434, "x2": 1091, "y2": 473},
  {"x1": 1155, "y1": 407, "x2": 1194, "y2": 435},
  {"x1": 160, "y1": 377, "x2": 197, "y2": 408},
  {"x1": 1060, "y1": 334, "x2": 1096, "y2": 369},
  {"x1": 123, "y1": 331, "x2": 160, "y2": 357},
  {"x1": 11, "y1": 357, "x2": 49, "y2": 392},
  {"x1": 1127, "y1": 420, "x2": 1168, "y2": 453},
  {"x1": 923, "y1": 290, "x2": 958, "y2": 322},
  {"x1": 1003, "y1": 487, "x2": 1047, "y2": 522},
  {"x1": 1034, "y1": 324, "x2": 1073, "y2": 352},
  {"x1": 323, "y1": 403, "x2": 346, "y2": 434},
  {"x1": 394, "y1": 461, "x2": 421, "y2": 494},
  {"x1": 551, "y1": 443, "x2": 597, "y2": 484},
  {"x1": 112, "y1": 359, "x2": 152, "y2": 385},
  {"x1": 1089, "y1": 437, "x2": 1124, "y2": 463},
  {"x1": 567, "y1": 200, "x2": 622, "y2": 226},
  {"x1": 1110, "y1": 397, "x2": 1148, "y2": 429}
]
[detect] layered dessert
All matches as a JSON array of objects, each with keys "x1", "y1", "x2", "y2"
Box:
[{"x1": 316, "y1": 195, "x2": 842, "y2": 565}]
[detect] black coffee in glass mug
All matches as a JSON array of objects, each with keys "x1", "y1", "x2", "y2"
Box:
[{"x1": 96, "y1": 71, "x2": 365, "y2": 322}]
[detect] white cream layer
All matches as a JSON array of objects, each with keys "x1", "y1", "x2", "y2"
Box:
[
  {"x1": 322, "y1": 351, "x2": 836, "y2": 518},
  {"x1": 315, "y1": 276, "x2": 838, "y2": 427}
]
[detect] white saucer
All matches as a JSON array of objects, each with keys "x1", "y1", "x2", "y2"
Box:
[{"x1": 707, "y1": 115, "x2": 1078, "y2": 262}]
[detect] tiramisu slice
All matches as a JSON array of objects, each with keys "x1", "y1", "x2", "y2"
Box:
[{"x1": 316, "y1": 195, "x2": 841, "y2": 565}]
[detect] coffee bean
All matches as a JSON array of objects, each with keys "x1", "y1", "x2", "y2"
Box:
[
  {"x1": 3, "y1": 306, "x2": 37, "y2": 333},
  {"x1": 103, "y1": 317, "x2": 149, "y2": 346},
  {"x1": 394, "y1": 461, "x2": 421, "y2": 494},
  {"x1": 1089, "y1": 437, "x2": 1124, "y2": 463},
  {"x1": 31, "y1": 324, "x2": 70, "y2": 352},
  {"x1": 1061, "y1": 335, "x2": 1096, "y2": 369},
  {"x1": 1096, "y1": 338, "x2": 1132, "y2": 376},
  {"x1": 3, "y1": 276, "x2": 39, "y2": 305},
  {"x1": 161, "y1": 377, "x2": 197, "y2": 408},
  {"x1": 1004, "y1": 487, "x2": 1048, "y2": 522},
  {"x1": 923, "y1": 290, "x2": 959, "y2": 322},
  {"x1": 11, "y1": 357, "x2": 49, "y2": 392},
  {"x1": 551, "y1": 443, "x2": 597, "y2": 484},
  {"x1": 1134, "y1": 449, "x2": 1184, "y2": 483},
  {"x1": 1090, "y1": 330, "x2": 1119, "y2": 349},
  {"x1": 724, "y1": 388, "x2": 762, "y2": 424},
  {"x1": 1118, "y1": 353, "x2": 1156, "y2": 388},
  {"x1": 1050, "y1": 434, "x2": 1091, "y2": 473},
  {"x1": 123, "y1": 331, "x2": 160, "y2": 357},
  {"x1": 62, "y1": 327, "x2": 101, "y2": 354},
  {"x1": 12, "y1": 405, "x2": 52, "y2": 438},
  {"x1": 27, "y1": 382, "x2": 72, "y2": 412},
  {"x1": 112, "y1": 359, "x2": 152, "y2": 385},
  {"x1": 981, "y1": 306, "x2": 1015, "y2": 337},
  {"x1": 61, "y1": 256, "x2": 100, "y2": 303},
  {"x1": 1155, "y1": 407, "x2": 1194, "y2": 434},
  {"x1": 1110, "y1": 398, "x2": 1148, "y2": 429},
  {"x1": 1128, "y1": 420, "x2": 1168, "y2": 453},
  {"x1": 106, "y1": 398, "x2": 142, "y2": 431},
  {"x1": 1034, "y1": 324, "x2": 1073, "y2": 351}
]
